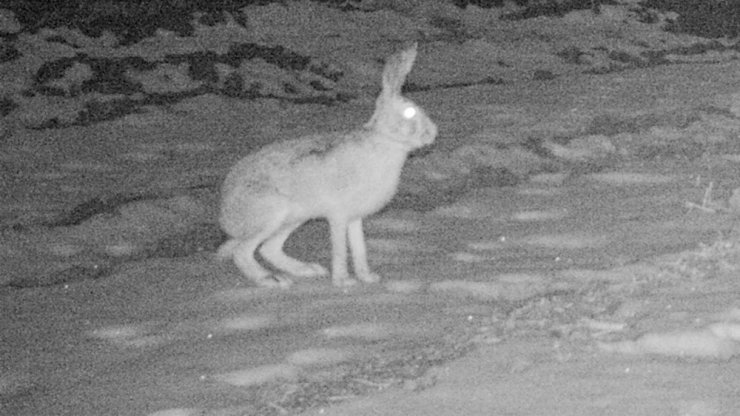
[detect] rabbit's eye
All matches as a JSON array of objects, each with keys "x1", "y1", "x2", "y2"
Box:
[{"x1": 402, "y1": 106, "x2": 416, "y2": 119}]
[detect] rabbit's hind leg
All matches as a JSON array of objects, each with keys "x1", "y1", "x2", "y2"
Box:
[
  {"x1": 259, "y1": 222, "x2": 328, "y2": 278},
  {"x1": 232, "y1": 224, "x2": 293, "y2": 289},
  {"x1": 215, "y1": 238, "x2": 240, "y2": 260}
]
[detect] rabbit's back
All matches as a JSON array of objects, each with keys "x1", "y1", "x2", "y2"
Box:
[
  {"x1": 220, "y1": 131, "x2": 409, "y2": 237},
  {"x1": 221, "y1": 132, "x2": 348, "y2": 202}
]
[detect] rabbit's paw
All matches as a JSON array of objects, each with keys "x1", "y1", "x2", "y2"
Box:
[
  {"x1": 292, "y1": 262, "x2": 329, "y2": 278},
  {"x1": 357, "y1": 272, "x2": 381, "y2": 284},
  {"x1": 332, "y1": 275, "x2": 359, "y2": 288},
  {"x1": 256, "y1": 274, "x2": 293, "y2": 289}
]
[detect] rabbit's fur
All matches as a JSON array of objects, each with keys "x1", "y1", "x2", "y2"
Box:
[{"x1": 218, "y1": 43, "x2": 437, "y2": 288}]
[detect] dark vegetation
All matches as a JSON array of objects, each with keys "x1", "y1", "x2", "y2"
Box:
[
  {"x1": 1, "y1": 0, "x2": 736, "y2": 127},
  {"x1": 2, "y1": 0, "x2": 739, "y2": 43},
  {"x1": 643, "y1": 0, "x2": 740, "y2": 38}
]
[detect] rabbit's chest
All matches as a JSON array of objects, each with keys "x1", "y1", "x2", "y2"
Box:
[{"x1": 309, "y1": 148, "x2": 407, "y2": 214}]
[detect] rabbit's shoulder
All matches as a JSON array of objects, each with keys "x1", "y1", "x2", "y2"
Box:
[{"x1": 285, "y1": 130, "x2": 366, "y2": 163}]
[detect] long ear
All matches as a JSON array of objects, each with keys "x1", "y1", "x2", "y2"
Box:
[{"x1": 381, "y1": 42, "x2": 418, "y2": 97}]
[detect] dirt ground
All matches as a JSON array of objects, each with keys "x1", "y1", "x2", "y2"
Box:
[
  {"x1": 4, "y1": 62, "x2": 740, "y2": 414},
  {"x1": 2, "y1": 3, "x2": 740, "y2": 416}
]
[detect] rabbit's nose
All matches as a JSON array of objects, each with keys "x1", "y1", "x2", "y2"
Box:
[{"x1": 423, "y1": 122, "x2": 438, "y2": 144}]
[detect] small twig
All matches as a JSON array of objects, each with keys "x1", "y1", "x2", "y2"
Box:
[
  {"x1": 702, "y1": 181, "x2": 714, "y2": 207},
  {"x1": 278, "y1": 383, "x2": 299, "y2": 403},
  {"x1": 685, "y1": 201, "x2": 717, "y2": 213},
  {"x1": 266, "y1": 402, "x2": 289, "y2": 415},
  {"x1": 687, "y1": 181, "x2": 727, "y2": 213},
  {"x1": 351, "y1": 378, "x2": 393, "y2": 389},
  {"x1": 328, "y1": 394, "x2": 359, "y2": 402}
]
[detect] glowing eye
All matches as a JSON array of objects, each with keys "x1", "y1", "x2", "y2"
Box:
[{"x1": 403, "y1": 106, "x2": 416, "y2": 119}]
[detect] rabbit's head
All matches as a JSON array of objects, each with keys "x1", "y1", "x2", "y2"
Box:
[{"x1": 364, "y1": 42, "x2": 437, "y2": 150}]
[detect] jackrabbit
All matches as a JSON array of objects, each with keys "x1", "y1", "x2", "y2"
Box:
[{"x1": 218, "y1": 42, "x2": 437, "y2": 288}]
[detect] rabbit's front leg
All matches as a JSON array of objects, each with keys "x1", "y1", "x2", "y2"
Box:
[
  {"x1": 328, "y1": 216, "x2": 357, "y2": 287},
  {"x1": 348, "y1": 219, "x2": 381, "y2": 283}
]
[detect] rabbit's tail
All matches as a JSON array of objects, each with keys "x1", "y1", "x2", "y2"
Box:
[{"x1": 215, "y1": 239, "x2": 239, "y2": 261}]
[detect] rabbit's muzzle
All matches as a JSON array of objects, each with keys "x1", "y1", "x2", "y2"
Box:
[
  {"x1": 423, "y1": 119, "x2": 438, "y2": 145},
  {"x1": 416, "y1": 117, "x2": 438, "y2": 147}
]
